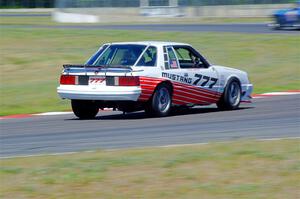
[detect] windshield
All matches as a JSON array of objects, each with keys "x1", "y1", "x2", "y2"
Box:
[{"x1": 90, "y1": 44, "x2": 146, "y2": 66}]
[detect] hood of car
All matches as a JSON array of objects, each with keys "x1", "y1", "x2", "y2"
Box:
[
  {"x1": 213, "y1": 65, "x2": 247, "y2": 76},
  {"x1": 213, "y1": 65, "x2": 242, "y2": 72}
]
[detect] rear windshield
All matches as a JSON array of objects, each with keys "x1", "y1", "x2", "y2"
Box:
[{"x1": 90, "y1": 44, "x2": 146, "y2": 66}]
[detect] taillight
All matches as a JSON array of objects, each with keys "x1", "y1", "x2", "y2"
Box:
[
  {"x1": 119, "y1": 76, "x2": 140, "y2": 86},
  {"x1": 106, "y1": 76, "x2": 140, "y2": 86},
  {"x1": 60, "y1": 75, "x2": 76, "y2": 85}
]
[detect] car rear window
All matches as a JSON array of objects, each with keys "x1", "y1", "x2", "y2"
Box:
[{"x1": 91, "y1": 44, "x2": 146, "y2": 66}]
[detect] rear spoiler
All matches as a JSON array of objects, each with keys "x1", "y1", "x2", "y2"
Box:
[
  {"x1": 63, "y1": 64, "x2": 133, "y2": 71},
  {"x1": 62, "y1": 64, "x2": 144, "y2": 74}
]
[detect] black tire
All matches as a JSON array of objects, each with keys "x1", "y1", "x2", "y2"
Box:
[
  {"x1": 217, "y1": 79, "x2": 241, "y2": 110},
  {"x1": 145, "y1": 84, "x2": 172, "y2": 117},
  {"x1": 71, "y1": 100, "x2": 99, "y2": 119}
]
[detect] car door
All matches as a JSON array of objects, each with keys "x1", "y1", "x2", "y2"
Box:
[{"x1": 164, "y1": 45, "x2": 221, "y2": 105}]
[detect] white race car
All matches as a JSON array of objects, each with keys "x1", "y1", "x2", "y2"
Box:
[{"x1": 57, "y1": 41, "x2": 253, "y2": 119}]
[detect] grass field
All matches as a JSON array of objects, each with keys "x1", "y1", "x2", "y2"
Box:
[
  {"x1": 0, "y1": 25, "x2": 299, "y2": 115},
  {"x1": 0, "y1": 139, "x2": 299, "y2": 198}
]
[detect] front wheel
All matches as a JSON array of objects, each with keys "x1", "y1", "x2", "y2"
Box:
[
  {"x1": 145, "y1": 84, "x2": 172, "y2": 117},
  {"x1": 217, "y1": 80, "x2": 241, "y2": 110},
  {"x1": 71, "y1": 100, "x2": 99, "y2": 119}
]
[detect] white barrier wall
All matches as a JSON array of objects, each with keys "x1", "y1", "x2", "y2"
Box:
[
  {"x1": 52, "y1": 11, "x2": 99, "y2": 23},
  {"x1": 185, "y1": 4, "x2": 293, "y2": 18}
]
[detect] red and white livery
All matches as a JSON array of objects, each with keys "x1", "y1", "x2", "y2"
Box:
[{"x1": 57, "y1": 41, "x2": 253, "y2": 119}]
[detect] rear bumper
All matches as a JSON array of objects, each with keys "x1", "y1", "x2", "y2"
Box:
[
  {"x1": 57, "y1": 85, "x2": 141, "y2": 101},
  {"x1": 241, "y1": 84, "x2": 253, "y2": 102}
]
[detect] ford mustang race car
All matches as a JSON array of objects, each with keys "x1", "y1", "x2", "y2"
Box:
[
  {"x1": 57, "y1": 41, "x2": 253, "y2": 119},
  {"x1": 272, "y1": 2, "x2": 300, "y2": 29}
]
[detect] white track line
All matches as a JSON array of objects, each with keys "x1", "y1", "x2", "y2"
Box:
[
  {"x1": 262, "y1": 92, "x2": 300, "y2": 95},
  {"x1": 158, "y1": 142, "x2": 209, "y2": 148},
  {"x1": 34, "y1": 112, "x2": 73, "y2": 116},
  {"x1": 258, "y1": 137, "x2": 300, "y2": 141},
  {"x1": 1, "y1": 137, "x2": 299, "y2": 159},
  {"x1": 34, "y1": 109, "x2": 113, "y2": 116}
]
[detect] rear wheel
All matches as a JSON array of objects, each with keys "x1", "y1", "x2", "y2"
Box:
[
  {"x1": 71, "y1": 100, "x2": 99, "y2": 119},
  {"x1": 145, "y1": 84, "x2": 172, "y2": 117},
  {"x1": 217, "y1": 79, "x2": 241, "y2": 110}
]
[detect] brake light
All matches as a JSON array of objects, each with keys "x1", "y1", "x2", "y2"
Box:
[
  {"x1": 60, "y1": 75, "x2": 76, "y2": 85},
  {"x1": 106, "y1": 76, "x2": 140, "y2": 86},
  {"x1": 119, "y1": 76, "x2": 140, "y2": 86}
]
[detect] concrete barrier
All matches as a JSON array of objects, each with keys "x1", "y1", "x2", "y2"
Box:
[
  {"x1": 185, "y1": 4, "x2": 293, "y2": 18},
  {"x1": 52, "y1": 11, "x2": 99, "y2": 23}
]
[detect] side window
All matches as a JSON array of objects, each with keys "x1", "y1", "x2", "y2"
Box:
[
  {"x1": 175, "y1": 48, "x2": 191, "y2": 61},
  {"x1": 163, "y1": 46, "x2": 179, "y2": 69},
  {"x1": 136, "y1": 46, "x2": 157, "y2": 66},
  {"x1": 174, "y1": 47, "x2": 204, "y2": 68}
]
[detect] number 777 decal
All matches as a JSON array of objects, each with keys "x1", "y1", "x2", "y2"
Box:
[{"x1": 193, "y1": 74, "x2": 218, "y2": 88}]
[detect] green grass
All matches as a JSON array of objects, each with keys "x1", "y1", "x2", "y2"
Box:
[
  {"x1": 0, "y1": 139, "x2": 299, "y2": 198},
  {"x1": 0, "y1": 27, "x2": 299, "y2": 115}
]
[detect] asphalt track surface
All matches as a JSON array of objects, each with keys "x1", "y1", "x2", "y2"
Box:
[
  {"x1": 2, "y1": 24, "x2": 299, "y2": 34},
  {"x1": 1, "y1": 95, "x2": 299, "y2": 158}
]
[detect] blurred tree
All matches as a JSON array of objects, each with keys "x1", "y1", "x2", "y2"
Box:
[{"x1": 0, "y1": 0, "x2": 54, "y2": 8}]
